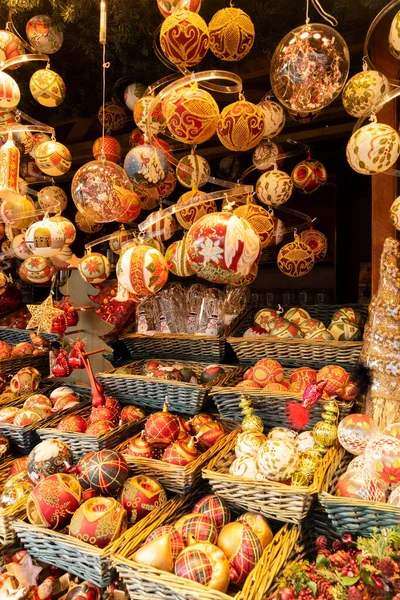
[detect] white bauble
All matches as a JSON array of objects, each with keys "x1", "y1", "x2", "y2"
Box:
[
  {"x1": 229, "y1": 456, "x2": 265, "y2": 480},
  {"x1": 258, "y1": 100, "x2": 285, "y2": 138},
  {"x1": 389, "y1": 10, "x2": 400, "y2": 59},
  {"x1": 346, "y1": 123, "x2": 400, "y2": 175},
  {"x1": 390, "y1": 196, "x2": 400, "y2": 231},
  {"x1": 124, "y1": 82, "x2": 146, "y2": 111},
  {"x1": 342, "y1": 70, "x2": 390, "y2": 118},
  {"x1": 267, "y1": 427, "x2": 298, "y2": 443},
  {"x1": 235, "y1": 431, "x2": 268, "y2": 459},
  {"x1": 257, "y1": 439, "x2": 298, "y2": 481},
  {"x1": 25, "y1": 219, "x2": 65, "y2": 257},
  {"x1": 256, "y1": 170, "x2": 293, "y2": 206},
  {"x1": 294, "y1": 431, "x2": 315, "y2": 454},
  {"x1": 11, "y1": 234, "x2": 32, "y2": 260}
]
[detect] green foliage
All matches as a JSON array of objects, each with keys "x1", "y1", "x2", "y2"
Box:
[{"x1": 357, "y1": 527, "x2": 400, "y2": 560}]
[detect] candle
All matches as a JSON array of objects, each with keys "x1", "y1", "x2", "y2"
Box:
[{"x1": 100, "y1": 0, "x2": 107, "y2": 45}]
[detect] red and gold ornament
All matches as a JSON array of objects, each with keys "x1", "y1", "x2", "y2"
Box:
[
  {"x1": 300, "y1": 227, "x2": 328, "y2": 262},
  {"x1": 234, "y1": 203, "x2": 274, "y2": 248},
  {"x1": 174, "y1": 537, "x2": 230, "y2": 592},
  {"x1": 76, "y1": 449, "x2": 128, "y2": 495},
  {"x1": 165, "y1": 85, "x2": 219, "y2": 145},
  {"x1": 176, "y1": 513, "x2": 219, "y2": 544},
  {"x1": 117, "y1": 243, "x2": 169, "y2": 300},
  {"x1": 189, "y1": 413, "x2": 214, "y2": 435},
  {"x1": 291, "y1": 158, "x2": 327, "y2": 194},
  {"x1": 120, "y1": 405, "x2": 146, "y2": 424},
  {"x1": 175, "y1": 186, "x2": 216, "y2": 230},
  {"x1": 217, "y1": 100, "x2": 265, "y2": 152},
  {"x1": 192, "y1": 494, "x2": 231, "y2": 531},
  {"x1": 69, "y1": 497, "x2": 127, "y2": 548},
  {"x1": 144, "y1": 403, "x2": 180, "y2": 447},
  {"x1": 252, "y1": 358, "x2": 284, "y2": 386},
  {"x1": 86, "y1": 420, "x2": 115, "y2": 436},
  {"x1": 277, "y1": 234, "x2": 315, "y2": 278},
  {"x1": 26, "y1": 473, "x2": 82, "y2": 529},
  {"x1": 124, "y1": 432, "x2": 159, "y2": 459},
  {"x1": 119, "y1": 475, "x2": 167, "y2": 524},
  {"x1": 316, "y1": 365, "x2": 349, "y2": 397},
  {"x1": 166, "y1": 238, "x2": 195, "y2": 277},
  {"x1": 57, "y1": 415, "x2": 87, "y2": 433},
  {"x1": 208, "y1": 7, "x2": 255, "y2": 61},
  {"x1": 217, "y1": 521, "x2": 263, "y2": 585},
  {"x1": 92, "y1": 136, "x2": 122, "y2": 163},
  {"x1": 145, "y1": 525, "x2": 184, "y2": 562},
  {"x1": 163, "y1": 436, "x2": 199, "y2": 465},
  {"x1": 195, "y1": 420, "x2": 225, "y2": 452},
  {"x1": 160, "y1": 10, "x2": 209, "y2": 68}
]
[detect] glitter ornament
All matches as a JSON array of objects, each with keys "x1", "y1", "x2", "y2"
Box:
[
  {"x1": 0, "y1": 30, "x2": 24, "y2": 67},
  {"x1": 234, "y1": 203, "x2": 274, "y2": 248},
  {"x1": 270, "y1": 23, "x2": 349, "y2": 113},
  {"x1": 35, "y1": 141, "x2": 71, "y2": 177},
  {"x1": 25, "y1": 219, "x2": 64, "y2": 257},
  {"x1": 124, "y1": 82, "x2": 146, "y2": 111},
  {"x1": 163, "y1": 437, "x2": 199, "y2": 465},
  {"x1": 166, "y1": 239, "x2": 195, "y2": 277},
  {"x1": 300, "y1": 228, "x2": 328, "y2": 261},
  {"x1": 217, "y1": 100, "x2": 265, "y2": 152},
  {"x1": 258, "y1": 100, "x2": 286, "y2": 139},
  {"x1": 50, "y1": 215, "x2": 76, "y2": 245},
  {"x1": 92, "y1": 136, "x2": 122, "y2": 163},
  {"x1": 389, "y1": 10, "x2": 400, "y2": 59},
  {"x1": 125, "y1": 432, "x2": 158, "y2": 459},
  {"x1": 347, "y1": 122, "x2": 400, "y2": 175},
  {"x1": 208, "y1": 7, "x2": 255, "y2": 61},
  {"x1": 277, "y1": 235, "x2": 315, "y2": 277},
  {"x1": 69, "y1": 497, "x2": 127, "y2": 548},
  {"x1": 0, "y1": 72, "x2": 20, "y2": 109},
  {"x1": 98, "y1": 102, "x2": 127, "y2": 132},
  {"x1": 336, "y1": 469, "x2": 387, "y2": 502},
  {"x1": 166, "y1": 86, "x2": 219, "y2": 145},
  {"x1": 176, "y1": 153, "x2": 210, "y2": 189},
  {"x1": 38, "y1": 186, "x2": 68, "y2": 213},
  {"x1": 27, "y1": 439, "x2": 73, "y2": 483},
  {"x1": 186, "y1": 212, "x2": 260, "y2": 284},
  {"x1": 78, "y1": 252, "x2": 111, "y2": 285},
  {"x1": 117, "y1": 244, "x2": 168, "y2": 299},
  {"x1": 257, "y1": 439, "x2": 298, "y2": 481},
  {"x1": 175, "y1": 187, "x2": 216, "y2": 229},
  {"x1": 160, "y1": 9, "x2": 209, "y2": 68},
  {"x1": 20, "y1": 256, "x2": 56, "y2": 283},
  {"x1": 133, "y1": 95, "x2": 166, "y2": 135},
  {"x1": 342, "y1": 70, "x2": 390, "y2": 118},
  {"x1": 192, "y1": 494, "x2": 231, "y2": 531},
  {"x1": 252, "y1": 140, "x2": 281, "y2": 172},
  {"x1": 256, "y1": 169, "x2": 293, "y2": 206},
  {"x1": 252, "y1": 359, "x2": 284, "y2": 386},
  {"x1": 291, "y1": 159, "x2": 327, "y2": 194},
  {"x1": 72, "y1": 160, "x2": 138, "y2": 223},
  {"x1": 338, "y1": 414, "x2": 380, "y2": 455},
  {"x1": 26, "y1": 473, "x2": 81, "y2": 529},
  {"x1": 29, "y1": 69, "x2": 66, "y2": 107},
  {"x1": 75, "y1": 213, "x2": 103, "y2": 234},
  {"x1": 124, "y1": 144, "x2": 168, "y2": 188},
  {"x1": 26, "y1": 15, "x2": 63, "y2": 54},
  {"x1": 365, "y1": 435, "x2": 400, "y2": 485}
]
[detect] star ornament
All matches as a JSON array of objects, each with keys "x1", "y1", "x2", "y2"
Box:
[{"x1": 26, "y1": 295, "x2": 64, "y2": 334}]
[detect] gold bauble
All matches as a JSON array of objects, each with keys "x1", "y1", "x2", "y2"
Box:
[
  {"x1": 217, "y1": 100, "x2": 265, "y2": 152},
  {"x1": 208, "y1": 7, "x2": 255, "y2": 61},
  {"x1": 277, "y1": 235, "x2": 315, "y2": 277},
  {"x1": 241, "y1": 414, "x2": 264, "y2": 432},
  {"x1": 291, "y1": 448, "x2": 321, "y2": 486},
  {"x1": 234, "y1": 203, "x2": 274, "y2": 248},
  {"x1": 175, "y1": 186, "x2": 216, "y2": 229},
  {"x1": 160, "y1": 9, "x2": 209, "y2": 68},
  {"x1": 166, "y1": 85, "x2": 219, "y2": 145}
]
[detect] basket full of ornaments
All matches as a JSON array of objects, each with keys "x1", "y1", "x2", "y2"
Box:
[{"x1": 0, "y1": 329, "x2": 55, "y2": 377}]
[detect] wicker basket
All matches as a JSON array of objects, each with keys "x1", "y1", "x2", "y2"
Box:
[
  {"x1": 228, "y1": 305, "x2": 367, "y2": 368},
  {"x1": 116, "y1": 423, "x2": 238, "y2": 494},
  {"x1": 0, "y1": 455, "x2": 29, "y2": 547},
  {"x1": 112, "y1": 488, "x2": 301, "y2": 600},
  {"x1": 202, "y1": 431, "x2": 338, "y2": 525},
  {"x1": 96, "y1": 360, "x2": 242, "y2": 415},
  {"x1": 319, "y1": 448, "x2": 400, "y2": 535},
  {"x1": 0, "y1": 328, "x2": 55, "y2": 377}
]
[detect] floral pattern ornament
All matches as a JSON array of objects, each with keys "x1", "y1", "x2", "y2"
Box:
[
  {"x1": 160, "y1": 9, "x2": 209, "y2": 68},
  {"x1": 176, "y1": 153, "x2": 211, "y2": 188},
  {"x1": 277, "y1": 236, "x2": 315, "y2": 278},
  {"x1": 78, "y1": 252, "x2": 111, "y2": 285},
  {"x1": 26, "y1": 473, "x2": 81, "y2": 529},
  {"x1": 69, "y1": 496, "x2": 127, "y2": 548},
  {"x1": 390, "y1": 196, "x2": 400, "y2": 231},
  {"x1": 217, "y1": 100, "x2": 265, "y2": 152},
  {"x1": 256, "y1": 169, "x2": 293, "y2": 206},
  {"x1": 346, "y1": 122, "x2": 400, "y2": 175},
  {"x1": 117, "y1": 243, "x2": 168, "y2": 300},
  {"x1": 342, "y1": 70, "x2": 390, "y2": 118}
]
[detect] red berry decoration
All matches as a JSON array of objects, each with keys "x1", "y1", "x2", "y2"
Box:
[{"x1": 144, "y1": 402, "x2": 179, "y2": 448}]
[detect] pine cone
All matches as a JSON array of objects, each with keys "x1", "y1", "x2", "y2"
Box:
[
  {"x1": 378, "y1": 557, "x2": 395, "y2": 578},
  {"x1": 348, "y1": 586, "x2": 363, "y2": 600},
  {"x1": 316, "y1": 578, "x2": 334, "y2": 600},
  {"x1": 328, "y1": 550, "x2": 350, "y2": 567},
  {"x1": 331, "y1": 540, "x2": 343, "y2": 552},
  {"x1": 316, "y1": 536, "x2": 329, "y2": 550}
]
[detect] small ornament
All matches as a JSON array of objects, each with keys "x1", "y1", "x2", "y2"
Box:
[
  {"x1": 0, "y1": 30, "x2": 24, "y2": 67},
  {"x1": 256, "y1": 169, "x2": 293, "y2": 206},
  {"x1": 342, "y1": 70, "x2": 389, "y2": 118},
  {"x1": 119, "y1": 475, "x2": 167, "y2": 524},
  {"x1": 257, "y1": 439, "x2": 298, "y2": 481},
  {"x1": 347, "y1": 122, "x2": 400, "y2": 175},
  {"x1": 175, "y1": 187, "x2": 216, "y2": 229},
  {"x1": 124, "y1": 144, "x2": 168, "y2": 188},
  {"x1": 192, "y1": 494, "x2": 231, "y2": 531},
  {"x1": 35, "y1": 141, "x2": 72, "y2": 176},
  {"x1": 124, "y1": 432, "x2": 158, "y2": 459},
  {"x1": 57, "y1": 414, "x2": 87, "y2": 433},
  {"x1": 144, "y1": 402, "x2": 179, "y2": 447},
  {"x1": 27, "y1": 439, "x2": 73, "y2": 483},
  {"x1": 30, "y1": 133, "x2": 51, "y2": 158},
  {"x1": 291, "y1": 158, "x2": 327, "y2": 194},
  {"x1": 25, "y1": 219, "x2": 65, "y2": 257},
  {"x1": 117, "y1": 243, "x2": 168, "y2": 299},
  {"x1": 146, "y1": 211, "x2": 177, "y2": 241},
  {"x1": 234, "y1": 203, "x2": 274, "y2": 248},
  {"x1": 11, "y1": 233, "x2": 32, "y2": 260},
  {"x1": 277, "y1": 235, "x2": 315, "y2": 277},
  {"x1": 176, "y1": 153, "x2": 210, "y2": 188},
  {"x1": 166, "y1": 85, "x2": 219, "y2": 145},
  {"x1": 176, "y1": 513, "x2": 218, "y2": 544},
  {"x1": 389, "y1": 10, "x2": 400, "y2": 59},
  {"x1": 208, "y1": 7, "x2": 255, "y2": 61},
  {"x1": 331, "y1": 307, "x2": 363, "y2": 327},
  {"x1": 235, "y1": 431, "x2": 267, "y2": 458},
  {"x1": 217, "y1": 100, "x2": 265, "y2": 152},
  {"x1": 283, "y1": 307, "x2": 310, "y2": 325},
  {"x1": 76, "y1": 449, "x2": 128, "y2": 494},
  {"x1": 26, "y1": 473, "x2": 81, "y2": 529},
  {"x1": 252, "y1": 140, "x2": 282, "y2": 171},
  {"x1": 69, "y1": 497, "x2": 127, "y2": 548},
  {"x1": 92, "y1": 136, "x2": 122, "y2": 163},
  {"x1": 20, "y1": 257, "x2": 56, "y2": 284},
  {"x1": 0, "y1": 72, "x2": 20, "y2": 109},
  {"x1": 124, "y1": 82, "x2": 146, "y2": 110},
  {"x1": 160, "y1": 9, "x2": 209, "y2": 68},
  {"x1": 300, "y1": 227, "x2": 328, "y2": 261},
  {"x1": 290, "y1": 366, "x2": 317, "y2": 385},
  {"x1": 299, "y1": 318, "x2": 325, "y2": 337},
  {"x1": 175, "y1": 538, "x2": 230, "y2": 592},
  {"x1": 268, "y1": 317, "x2": 303, "y2": 338},
  {"x1": 78, "y1": 252, "x2": 111, "y2": 285},
  {"x1": 163, "y1": 437, "x2": 199, "y2": 465},
  {"x1": 337, "y1": 413, "x2": 380, "y2": 455},
  {"x1": 217, "y1": 521, "x2": 263, "y2": 585},
  {"x1": 38, "y1": 186, "x2": 68, "y2": 213},
  {"x1": 254, "y1": 308, "x2": 278, "y2": 328},
  {"x1": 258, "y1": 100, "x2": 286, "y2": 139},
  {"x1": 134, "y1": 529, "x2": 181, "y2": 572},
  {"x1": 133, "y1": 95, "x2": 166, "y2": 135},
  {"x1": 26, "y1": 15, "x2": 63, "y2": 54},
  {"x1": 166, "y1": 239, "x2": 196, "y2": 277},
  {"x1": 29, "y1": 69, "x2": 66, "y2": 107}
]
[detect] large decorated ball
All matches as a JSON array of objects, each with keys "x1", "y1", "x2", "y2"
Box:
[
  {"x1": 390, "y1": 10, "x2": 400, "y2": 58},
  {"x1": 124, "y1": 82, "x2": 146, "y2": 110},
  {"x1": 299, "y1": 318, "x2": 325, "y2": 337},
  {"x1": 342, "y1": 70, "x2": 389, "y2": 118},
  {"x1": 277, "y1": 238, "x2": 315, "y2": 277},
  {"x1": 166, "y1": 86, "x2": 219, "y2": 145},
  {"x1": 176, "y1": 153, "x2": 210, "y2": 188},
  {"x1": 19, "y1": 255, "x2": 56, "y2": 283},
  {"x1": 252, "y1": 140, "x2": 281, "y2": 172},
  {"x1": 175, "y1": 188, "x2": 216, "y2": 229},
  {"x1": 160, "y1": 9, "x2": 209, "y2": 67},
  {"x1": 252, "y1": 358, "x2": 284, "y2": 386},
  {"x1": 92, "y1": 135, "x2": 122, "y2": 163},
  {"x1": 78, "y1": 252, "x2": 111, "y2": 285},
  {"x1": 26, "y1": 15, "x2": 63, "y2": 54},
  {"x1": 133, "y1": 95, "x2": 166, "y2": 135},
  {"x1": 390, "y1": 196, "x2": 400, "y2": 231},
  {"x1": 300, "y1": 228, "x2": 328, "y2": 261},
  {"x1": 283, "y1": 307, "x2": 310, "y2": 325},
  {"x1": 192, "y1": 494, "x2": 231, "y2": 531},
  {"x1": 166, "y1": 239, "x2": 195, "y2": 277},
  {"x1": 257, "y1": 439, "x2": 298, "y2": 481},
  {"x1": 186, "y1": 212, "x2": 260, "y2": 284},
  {"x1": 208, "y1": 7, "x2": 254, "y2": 61},
  {"x1": 144, "y1": 405, "x2": 179, "y2": 447},
  {"x1": 347, "y1": 123, "x2": 400, "y2": 175},
  {"x1": 236, "y1": 512, "x2": 273, "y2": 549},
  {"x1": 290, "y1": 367, "x2": 317, "y2": 385},
  {"x1": 235, "y1": 431, "x2": 268, "y2": 458},
  {"x1": 291, "y1": 159, "x2": 327, "y2": 194},
  {"x1": 176, "y1": 513, "x2": 218, "y2": 545},
  {"x1": 30, "y1": 133, "x2": 51, "y2": 158},
  {"x1": 338, "y1": 414, "x2": 380, "y2": 455},
  {"x1": 117, "y1": 243, "x2": 168, "y2": 298},
  {"x1": 258, "y1": 100, "x2": 285, "y2": 139},
  {"x1": 35, "y1": 141, "x2": 72, "y2": 176},
  {"x1": 27, "y1": 439, "x2": 73, "y2": 483},
  {"x1": 217, "y1": 521, "x2": 263, "y2": 585},
  {"x1": 233, "y1": 203, "x2": 274, "y2": 248},
  {"x1": 77, "y1": 449, "x2": 128, "y2": 494},
  {"x1": 336, "y1": 469, "x2": 387, "y2": 502},
  {"x1": 29, "y1": 69, "x2": 66, "y2": 107},
  {"x1": 69, "y1": 497, "x2": 127, "y2": 548},
  {"x1": 10, "y1": 366, "x2": 40, "y2": 395},
  {"x1": 25, "y1": 219, "x2": 65, "y2": 257},
  {"x1": 0, "y1": 30, "x2": 24, "y2": 67},
  {"x1": 0, "y1": 72, "x2": 20, "y2": 109},
  {"x1": 316, "y1": 365, "x2": 349, "y2": 396},
  {"x1": 38, "y1": 186, "x2": 68, "y2": 213},
  {"x1": 124, "y1": 144, "x2": 168, "y2": 188},
  {"x1": 119, "y1": 475, "x2": 167, "y2": 524},
  {"x1": 26, "y1": 473, "x2": 81, "y2": 529},
  {"x1": 256, "y1": 170, "x2": 293, "y2": 206},
  {"x1": 217, "y1": 100, "x2": 265, "y2": 152},
  {"x1": 365, "y1": 436, "x2": 400, "y2": 485}
]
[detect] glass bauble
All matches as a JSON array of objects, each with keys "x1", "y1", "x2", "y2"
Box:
[
  {"x1": 30, "y1": 133, "x2": 51, "y2": 158},
  {"x1": 124, "y1": 144, "x2": 168, "y2": 188},
  {"x1": 252, "y1": 140, "x2": 282, "y2": 172},
  {"x1": 78, "y1": 252, "x2": 111, "y2": 285},
  {"x1": 157, "y1": 167, "x2": 177, "y2": 200},
  {"x1": 29, "y1": 69, "x2": 66, "y2": 107},
  {"x1": 300, "y1": 228, "x2": 328, "y2": 261},
  {"x1": 270, "y1": 23, "x2": 349, "y2": 113},
  {"x1": 49, "y1": 215, "x2": 76, "y2": 245},
  {"x1": 0, "y1": 30, "x2": 24, "y2": 68},
  {"x1": 98, "y1": 102, "x2": 127, "y2": 132},
  {"x1": 11, "y1": 233, "x2": 31, "y2": 260},
  {"x1": 26, "y1": 15, "x2": 63, "y2": 54},
  {"x1": 133, "y1": 95, "x2": 166, "y2": 135},
  {"x1": 383, "y1": 423, "x2": 400, "y2": 441},
  {"x1": 175, "y1": 187, "x2": 216, "y2": 229},
  {"x1": 38, "y1": 186, "x2": 67, "y2": 213},
  {"x1": 75, "y1": 212, "x2": 103, "y2": 234},
  {"x1": 257, "y1": 439, "x2": 298, "y2": 481},
  {"x1": 277, "y1": 237, "x2": 315, "y2": 278},
  {"x1": 208, "y1": 7, "x2": 255, "y2": 61},
  {"x1": 342, "y1": 70, "x2": 390, "y2": 118},
  {"x1": 258, "y1": 100, "x2": 285, "y2": 139},
  {"x1": 19, "y1": 256, "x2": 56, "y2": 283},
  {"x1": 157, "y1": 0, "x2": 201, "y2": 18},
  {"x1": 34, "y1": 141, "x2": 71, "y2": 176},
  {"x1": 160, "y1": 9, "x2": 209, "y2": 68},
  {"x1": 346, "y1": 123, "x2": 400, "y2": 175},
  {"x1": 233, "y1": 203, "x2": 274, "y2": 248},
  {"x1": 166, "y1": 238, "x2": 195, "y2": 277},
  {"x1": 389, "y1": 10, "x2": 400, "y2": 59},
  {"x1": 336, "y1": 469, "x2": 387, "y2": 502},
  {"x1": 365, "y1": 435, "x2": 400, "y2": 485},
  {"x1": 72, "y1": 160, "x2": 137, "y2": 223},
  {"x1": 337, "y1": 414, "x2": 380, "y2": 455}
]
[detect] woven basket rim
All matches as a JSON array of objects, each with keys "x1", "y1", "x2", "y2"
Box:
[
  {"x1": 227, "y1": 334, "x2": 362, "y2": 348},
  {"x1": 319, "y1": 490, "x2": 399, "y2": 513}
]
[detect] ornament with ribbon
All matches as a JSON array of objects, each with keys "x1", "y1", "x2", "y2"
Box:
[{"x1": 286, "y1": 380, "x2": 328, "y2": 431}]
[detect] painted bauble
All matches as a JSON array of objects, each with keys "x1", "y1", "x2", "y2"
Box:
[
  {"x1": 78, "y1": 253, "x2": 111, "y2": 285},
  {"x1": 283, "y1": 307, "x2": 310, "y2": 325},
  {"x1": 264, "y1": 381, "x2": 290, "y2": 392},
  {"x1": 98, "y1": 102, "x2": 127, "y2": 132},
  {"x1": 389, "y1": 196, "x2": 400, "y2": 232},
  {"x1": 125, "y1": 432, "x2": 158, "y2": 459},
  {"x1": 364, "y1": 435, "x2": 400, "y2": 485},
  {"x1": 9, "y1": 456, "x2": 28, "y2": 477},
  {"x1": 30, "y1": 133, "x2": 51, "y2": 158},
  {"x1": 0, "y1": 30, "x2": 24, "y2": 67},
  {"x1": 146, "y1": 212, "x2": 177, "y2": 241},
  {"x1": 294, "y1": 431, "x2": 315, "y2": 454},
  {"x1": 117, "y1": 244, "x2": 168, "y2": 298},
  {"x1": 72, "y1": 160, "x2": 138, "y2": 223},
  {"x1": 166, "y1": 239, "x2": 195, "y2": 277},
  {"x1": 217, "y1": 521, "x2": 263, "y2": 585},
  {"x1": 27, "y1": 439, "x2": 73, "y2": 483},
  {"x1": 383, "y1": 422, "x2": 400, "y2": 443},
  {"x1": 196, "y1": 421, "x2": 225, "y2": 452},
  {"x1": 0, "y1": 196, "x2": 34, "y2": 229},
  {"x1": 49, "y1": 215, "x2": 76, "y2": 245},
  {"x1": 304, "y1": 329, "x2": 334, "y2": 341},
  {"x1": 123, "y1": 82, "x2": 146, "y2": 111},
  {"x1": 237, "y1": 513, "x2": 273, "y2": 549},
  {"x1": 389, "y1": 10, "x2": 400, "y2": 58},
  {"x1": 270, "y1": 23, "x2": 349, "y2": 113},
  {"x1": 24, "y1": 395, "x2": 51, "y2": 412},
  {"x1": 0, "y1": 339, "x2": 11, "y2": 358},
  {"x1": 336, "y1": 469, "x2": 387, "y2": 502},
  {"x1": 34, "y1": 141, "x2": 71, "y2": 176},
  {"x1": 233, "y1": 203, "x2": 274, "y2": 249},
  {"x1": 92, "y1": 136, "x2": 122, "y2": 163},
  {"x1": 120, "y1": 405, "x2": 146, "y2": 424},
  {"x1": 192, "y1": 494, "x2": 231, "y2": 531},
  {"x1": 52, "y1": 394, "x2": 80, "y2": 412},
  {"x1": 119, "y1": 475, "x2": 167, "y2": 524},
  {"x1": 176, "y1": 513, "x2": 218, "y2": 544},
  {"x1": 38, "y1": 186, "x2": 68, "y2": 213},
  {"x1": 328, "y1": 320, "x2": 361, "y2": 341},
  {"x1": 69, "y1": 497, "x2": 127, "y2": 548},
  {"x1": 10, "y1": 366, "x2": 40, "y2": 395},
  {"x1": 13, "y1": 408, "x2": 46, "y2": 426},
  {"x1": 253, "y1": 308, "x2": 277, "y2": 328},
  {"x1": 160, "y1": 9, "x2": 209, "y2": 68},
  {"x1": 175, "y1": 188, "x2": 216, "y2": 230},
  {"x1": 252, "y1": 359, "x2": 284, "y2": 386},
  {"x1": 26, "y1": 15, "x2": 63, "y2": 54},
  {"x1": 86, "y1": 420, "x2": 115, "y2": 436},
  {"x1": 208, "y1": 7, "x2": 254, "y2": 61},
  {"x1": 163, "y1": 437, "x2": 199, "y2": 465},
  {"x1": 189, "y1": 413, "x2": 215, "y2": 436},
  {"x1": 19, "y1": 256, "x2": 56, "y2": 283},
  {"x1": 300, "y1": 228, "x2": 328, "y2": 261},
  {"x1": 299, "y1": 318, "x2": 325, "y2": 337},
  {"x1": 176, "y1": 153, "x2": 210, "y2": 188},
  {"x1": 342, "y1": 70, "x2": 389, "y2": 118},
  {"x1": 175, "y1": 539, "x2": 230, "y2": 592},
  {"x1": 25, "y1": 219, "x2": 65, "y2": 257},
  {"x1": 252, "y1": 140, "x2": 282, "y2": 172},
  {"x1": 258, "y1": 100, "x2": 286, "y2": 139},
  {"x1": 186, "y1": 212, "x2": 260, "y2": 284},
  {"x1": 317, "y1": 365, "x2": 349, "y2": 396},
  {"x1": 269, "y1": 317, "x2": 302, "y2": 338},
  {"x1": 11, "y1": 234, "x2": 32, "y2": 260},
  {"x1": 124, "y1": 144, "x2": 168, "y2": 188},
  {"x1": 29, "y1": 69, "x2": 65, "y2": 107},
  {"x1": 291, "y1": 159, "x2": 327, "y2": 194},
  {"x1": 277, "y1": 237, "x2": 315, "y2": 278},
  {"x1": 75, "y1": 212, "x2": 103, "y2": 234},
  {"x1": 268, "y1": 427, "x2": 297, "y2": 443},
  {"x1": 235, "y1": 431, "x2": 268, "y2": 459},
  {"x1": 0, "y1": 72, "x2": 20, "y2": 109},
  {"x1": 57, "y1": 414, "x2": 87, "y2": 433},
  {"x1": 290, "y1": 367, "x2": 317, "y2": 385},
  {"x1": 217, "y1": 100, "x2": 265, "y2": 152},
  {"x1": 257, "y1": 439, "x2": 298, "y2": 481},
  {"x1": 347, "y1": 122, "x2": 400, "y2": 175},
  {"x1": 77, "y1": 449, "x2": 128, "y2": 494},
  {"x1": 135, "y1": 184, "x2": 159, "y2": 211},
  {"x1": 0, "y1": 406, "x2": 18, "y2": 423},
  {"x1": 338, "y1": 414, "x2": 380, "y2": 455},
  {"x1": 89, "y1": 406, "x2": 119, "y2": 426},
  {"x1": 26, "y1": 473, "x2": 81, "y2": 529},
  {"x1": 133, "y1": 95, "x2": 166, "y2": 135},
  {"x1": 145, "y1": 404, "x2": 179, "y2": 447},
  {"x1": 256, "y1": 170, "x2": 293, "y2": 206},
  {"x1": 236, "y1": 380, "x2": 262, "y2": 389},
  {"x1": 331, "y1": 307, "x2": 364, "y2": 326},
  {"x1": 200, "y1": 365, "x2": 225, "y2": 384},
  {"x1": 167, "y1": 86, "x2": 219, "y2": 145}
]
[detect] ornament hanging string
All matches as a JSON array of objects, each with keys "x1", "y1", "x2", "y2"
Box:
[
  {"x1": 305, "y1": 0, "x2": 338, "y2": 26},
  {"x1": 100, "y1": 0, "x2": 110, "y2": 160}
]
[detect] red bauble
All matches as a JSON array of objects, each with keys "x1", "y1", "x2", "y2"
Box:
[
  {"x1": 89, "y1": 406, "x2": 118, "y2": 425},
  {"x1": 104, "y1": 397, "x2": 121, "y2": 419},
  {"x1": 86, "y1": 420, "x2": 116, "y2": 436},
  {"x1": 76, "y1": 449, "x2": 128, "y2": 495},
  {"x1": 120, "y1": 405, "x2": 146, "y2": 424},
  {"x1": 291, "y1": 158, "x2": 327, "y2": 194},
  {"x1": 65, "y1": 308, "x2": 79, "y2": 327},
  {"x1": 69, "y1": 497, "x2": 127, "y2": 548},
  {"x1": 162, "y1": 437, "x2": 199, "y2": 465},
  {"x1": 26, "y1": 473, "x2": 81, "y2": 529},
  {"x1": 189, "y1": 413, "x2": 215, "y2": 436},
  {"x1": 57, "y1": 415, "x2": 87, "y2": 433},
  {"x1": 176, "y1": 513, "x2": 218, "y2": 545},
  {"x1": 176, "y1": 415, "x2": 192, "y2": 441},
  {"x1": 196, "y1": 421, "x2": 225, "y2": 452},
  {"x1": 119, "y1": 475, "x2": 167, "y2": 524},
  {"x1": 144, "y1": 403, "x2": 179, "y2": 447},
  {"x1": 51, "y1": 313, "x2": 68, "y2": 334},
  {"x1": 124, "y1": 432, "x2": 159, "y2": 459},
  {"x1": 68, "y1": 340, "x2": 86, "y2": 370},
  {"x1": 52, "y1": 350, "x2": 72, "y2": 378},
  {"x1": 192, "y1": 494, "x2": 231, "y2": 531}
]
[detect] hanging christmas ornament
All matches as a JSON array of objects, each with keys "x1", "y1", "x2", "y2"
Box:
[
  {"x1": 389, "y1": 10, "x2": 400, "y2": 58},
  {"x1": 117, "y1": 243, "x2": 169, "y2": 299},
  {"x1": 124, "y1": 144, "x2": 169, "y2": 188},
  {"x1": 158, "y1": 0, "x2": 201, "y2": 18},
  {"x1": 0, "y1": 134, "x2": 20, "y2": 199},
  {"x1": 25, "y1": 219, "x2": 65, "y2": 257},
  {"x1": 252, "y1": 140, "x2": 282, "y2": 172},
  {"x1": 176, "y1": 153, "x2": 210, "y2": 188},
  {"x1": 300, "y1": 227, "x2": 328, "y2": 261},
  {"x1": 346, "y1": 122, "x2": 400, "y2": 175},
  {"x1": 0, "y1": 30, "x2": 25, "y2": 67},
  {"x1": 291, "y1": 158, "x2": 327, "y2": 194},
  {"x1": 234, "y1": 203, "x2": 274, "y2": 248},
  {"x1": 217, "y1": 99, "x2": 265, "y2": 152},
  {"x1": 270, "y1": 23, "x2": 349, "y2": 113},
  {"x1": 34, "y1": 141, "x2": 72, "y2": 176},
  {"x1": 75, "y1": 212, "x2": 103, "y2": 234},
  {"x1": 11, "y1": 233, "x2": 32, "y2": 260},
  {"x1": 390, "y1": 196, "x2": 400, "y2": 230},
  {"x1": 166, "y1": 85, "x2": 219, "y2": 145},
  {"x1": 217, "y1": 521, "x2": 263, "y2": 585},
  {"x1": 49, "y1": 215, "x2": 76, "y2": 245},
  {"x1": 160, "y1": 9, "x2": 209, "y2": 67},
  {"x1": 277, "y1": 234, "x2": 315, "y2": 277},
  {"x1": 78, "y1": 252, "x2": 111, "y2": 285},
  {"x1": 38, "y1": 186, "x2": 68, "y2": 213},
  {"x1": 129, "y1": 127, "x2": 145, "y2": 148},
  {"x1": 133, "y1": 95, "x2": 166, "y2": 135},
  {"x1": 9, "y1": 129, "x2": 34, "y2": 155},
  {"x1": 30, "y1": 133, "x2": 51, "y2": 158},
  {"x1": 109, "y1": 227, "x2": 133, "y2": 255},
  {"x1": 175, "y1": 186, "x2": 216, "y2": 229},
  {"x1": 72, "y1": 160, "x2": 138, "y2": 222},
  {"x1": 29, "y1": 69, "x2": 66, "y2": 107},
  {"x1": 342, "y1": 70, "x2": 390, "y2": 118},
  {"x1": 0, "y1": 72, "x2": 20, "y2": 109},
  {"x1": 208, "y1": 7, "x2": 255, "y2": 61},
  {"x1": 0, "y1": 196, "x2": 35, "y2": 229},
  {"x1": 146, "y1": 212, "x2": 177, "y2": 241},
  {"x1": 258, "y1": 100, "x2": 286, "y2": 139},
  {"x1": 26, "y1": 295, "x2": 63, "y2": 333},
  {"x1": 256, "y1": 169, "x2": 293, "y2": 206},
  {"x1": 26, "y1": 15, "x2": 63, "y2": 54},
  {"x1": 157, "y1": 167, "x2": 177, "y2": 200},
  {"x1": 124, "y1": 82, "x2": 146, "y2": 110},
  {"x1": 92, "y1": 136, "x2": 122, "y2": 163},
  {"x1": 19, "y1": 157, "x2": 42, "y2": 182},
  {"x1": 19, "y1": 256, "x2": 56, "y2": 283},
  {"x1": 98, "y1": 101, "x2": 127, "y2": 132},
  {"x1": 165, "y1": 238, "x2": 195, "y2": 276}
]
